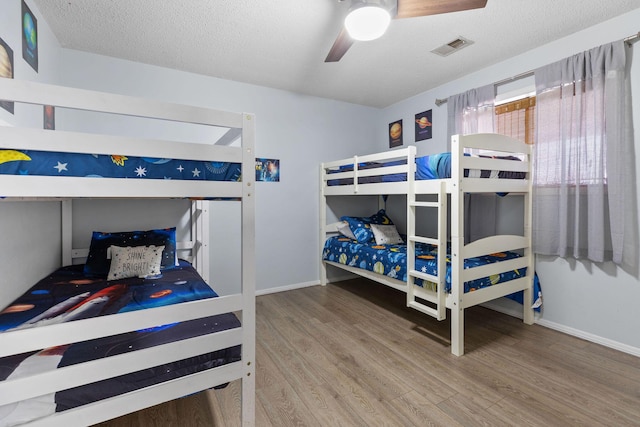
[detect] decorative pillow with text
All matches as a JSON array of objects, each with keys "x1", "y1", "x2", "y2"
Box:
[
  {"x1": 370, "y1": 224, "x2": 404, "y2": 245},
  {"x1": 107, "y1": 245, "x2": 165, "y2": 281}
]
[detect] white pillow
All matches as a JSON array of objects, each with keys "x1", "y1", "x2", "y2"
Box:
[
  {"x1": 370, "y1": 224, "x2": 403, "y2": 245},
  {"x1": 336, "y1": 220, "x2": 357, "y2": 240},
  {"x1": 107, "y1": 245, "x2": 165, "y2": 281}
]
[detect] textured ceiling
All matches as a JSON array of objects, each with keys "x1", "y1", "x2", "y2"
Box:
[{"x1": 33, "y1": 0, "x2": 640, "y2": 108}]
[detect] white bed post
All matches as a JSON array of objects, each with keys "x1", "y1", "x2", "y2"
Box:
[
  {"x1": 319, "y1": 163, "x2": 328, "y2": 286},
  {"x1": 61, "y1": 200, "x2": 73, "y2": 266},
  {"x1": 407, "y1": 146, "x2": 416, "y2": 308},
  {"x1": 522, "y1": 143, "x2": 535, "y2": 325},
  {"x1": 450, "y1": 135, "x2": 465, "y2": 356},
  {"x1": 191, "y1": 200, "x2": 210, "y2": 282},
  {"x1": 241, "y1": 113, "x2": 256, "y2": 426}
]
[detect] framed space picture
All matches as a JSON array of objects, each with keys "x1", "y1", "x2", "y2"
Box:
[
  {"x1": 255, "y1": 158, "x2": 279, "y2": 182},
  {"x1": 388, "y1": 119, "x2": 403, "y2": 148},
  {"x1": 414, "y1": 109, "x2": 432, "y2": 141},
  {"x1": 0, "y1": 36, "x2": 14, "y2": 114},
  {"x1": 22, "y1": 0, "x2": 38, "y2": 72}
]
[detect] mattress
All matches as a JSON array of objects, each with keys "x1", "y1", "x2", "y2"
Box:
[
  {"x1": 0, "y1": 261, "x2": 241, "y2": 425},
  {"x1": 322, "y1": 236, "x2": 541, "y2": 305},
  {"x1": 326, "y1": 152, "x2": 526, "y2": 186},
  {"x1": 0, "y1": 149, "x2": 241, "y2": 181}
]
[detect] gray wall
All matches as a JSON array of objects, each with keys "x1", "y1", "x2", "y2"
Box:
[{"x1": 379, "y1": 9, "x2": 640, "y2": 353}]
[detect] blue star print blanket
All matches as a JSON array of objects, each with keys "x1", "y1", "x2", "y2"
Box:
[
  {"x1": 323, "y1": 236, "x2": 542, "y2": 308},
  {"x1": 0, "y1": 149, "x2": 241, "y2": 181}
]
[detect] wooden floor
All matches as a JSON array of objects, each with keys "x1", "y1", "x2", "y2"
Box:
[{"x1": 97, "y1": 279, "x2": 640, "y2": 426}]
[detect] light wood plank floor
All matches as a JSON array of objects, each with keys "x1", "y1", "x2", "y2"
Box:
[{"x1": 97, "y1": 279, "x2": 640, "y2": 426}]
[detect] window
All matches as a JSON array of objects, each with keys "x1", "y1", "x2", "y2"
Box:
[{"x1": 495, "y1": 95, "x2": 536, "y2": 145}]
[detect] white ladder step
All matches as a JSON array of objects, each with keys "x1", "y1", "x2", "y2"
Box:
[
  {"x1": 408, "y1": 301, "x2": 445, "y2": 320},
  {"x1": 409, "y1": 201, "x2": 440, "y2": 208},
  {"x1": 409, "y1": 269, "x2": 438, "y2": 283},
  {"x1": 408, "y1": 235, "x2": 439, "y2": 245}
]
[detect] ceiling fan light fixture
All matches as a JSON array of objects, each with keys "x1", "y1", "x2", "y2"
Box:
[{"x1": 344, "y1": 4, "x2": 391, "y2": 41}]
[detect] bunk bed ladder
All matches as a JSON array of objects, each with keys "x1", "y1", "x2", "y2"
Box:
[{"x1": 406, "y1": 177, "x2": 447, "y2": 321}]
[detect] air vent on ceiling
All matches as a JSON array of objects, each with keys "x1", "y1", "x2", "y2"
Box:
[{"x1": 431, "y1": 36, "x2": 474, "y2": 57}]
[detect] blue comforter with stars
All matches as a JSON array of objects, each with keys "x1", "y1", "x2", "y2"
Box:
[
  {"x1": 323, "y1": 236, "x2": 542, "y2": 308},
  {"x1": 0, "y1": 148, "x2": 242, "y2": 181}
]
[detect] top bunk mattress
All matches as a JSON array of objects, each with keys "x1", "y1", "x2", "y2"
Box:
[
  {"x1": 326, "y1": 152, "x2": 526, "y2": 185},
  {"x1": 0, "y1": 149, "x2": 242, "y2": 182}
]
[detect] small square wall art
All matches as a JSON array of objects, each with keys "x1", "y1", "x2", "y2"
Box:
[{"x1": 256, "y1": 158, "x2": 279, "y2": 182}]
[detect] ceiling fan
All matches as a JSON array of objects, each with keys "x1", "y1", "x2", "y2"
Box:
[{"x1": 325, "y1": 0, "x2": 488, "y2": 62}]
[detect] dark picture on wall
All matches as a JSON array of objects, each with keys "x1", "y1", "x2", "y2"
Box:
[
  {"x1": 389, "y1": 119, "x2": 403, "y2": 148},
  {"x1": 0, "y1": 36, "x2": 14, "y2": 114},
  {"x1": 44, "y1": 105, "x2": 55, "y2": 129},
  {"x1": 22, "y1": 0, "x2": 38, "y2": 72},
  {"x1": 415, "y1": 109, "x2": 432, "y2": 141},
  {"x1": 256, "y1": 158, "x2": 280, "y2": 182}
]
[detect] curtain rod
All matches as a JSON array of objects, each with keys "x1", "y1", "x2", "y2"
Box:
[{"x1": 434, "y1": 31, "x2": 640, "y2": 107}]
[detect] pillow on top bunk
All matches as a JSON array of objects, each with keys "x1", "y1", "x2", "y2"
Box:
[
  {"x1": 107, "y1": 245, "x2": 165, "y2": 281},
  {"x1": 84, "y1": 227, "x2": 178, "y2": 277},
  {"x1": 340, "y1": 209, "x2": 395, "y2": 243},
  {"x1": 370, "y1": 224, "x2": 403, "y2": 245}
]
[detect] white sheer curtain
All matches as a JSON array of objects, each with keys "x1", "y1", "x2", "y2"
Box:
[
  {"x1": 533, "y1": 40, "x2": 637, "y2": 268},
  {"x1": 447, "y1": 84, "x2": 496, "y2": 242}
]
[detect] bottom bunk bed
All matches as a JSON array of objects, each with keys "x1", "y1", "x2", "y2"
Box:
[
  {"x1": 0, "y1": 218, "x2": 249, "y2": 427},
  {"x1": 0, "y1": 260, "x2": 240, "y2": 427},
  {"x1": 323, "y1": 234, "x2": 542, "y2": 299},
  {"x1": 322, "y1": 217, "x2": 541, "y2": 356}
]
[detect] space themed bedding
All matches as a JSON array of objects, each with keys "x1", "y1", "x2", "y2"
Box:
[
  {"x1": 326, "y1": 152, "x2": 525, "y2": 186},
  {"x1": 322, "y1": 236, "x2": 541, "y2": 307},
  {"x1": 0, "y1": 148, "x2": 242, "y2": 181},
  {"x1": 0, "y1": 260, "x2": 241, "y2": 424}
]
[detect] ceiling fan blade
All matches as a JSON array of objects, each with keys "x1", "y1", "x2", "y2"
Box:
[
  {"x1": 325, "y1": 28, "x2": 355, "y2": 62},
  {"x1": 396, "y1": 0, "x2": 488, "y2": 19}
]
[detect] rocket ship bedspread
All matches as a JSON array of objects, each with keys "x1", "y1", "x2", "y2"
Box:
[
  {"x1": 0, "y1": 149, "x2": 241, "y2": 182},
  {"x1": 0, "y1": 261, "x2": 241, "y2": 426}
]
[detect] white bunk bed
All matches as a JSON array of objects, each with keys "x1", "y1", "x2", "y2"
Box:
[
  {"x1": 0, "y1": 79, "x2": 255, "y2": 426},
  {"x1": 320, "y1": 133, "x2": 535, "y2": 356}
]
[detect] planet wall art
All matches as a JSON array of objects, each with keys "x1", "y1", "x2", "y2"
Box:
[
  {"x1": 389, "y1": 119, "x2": 402, "y2": 148},
  {"x1": 415, "y1": 109, "x2": 432, "y2": 141},
  {"x1": 22, "y1": 0, "x2": 38, "y2": 72},
  {"x1": 0, "y1": 36, "x2": 14, "y2": 114}
]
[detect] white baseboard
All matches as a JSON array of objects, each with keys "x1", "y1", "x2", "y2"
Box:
[
  {"x1": 483, "y1": 300, "x2": 640, "y2": 358},
  {"x1": 255, "y1": 273, "x2": 364, "y2": 296},
  {"x1": 535, "y1": 318, "x2": 640, "y2": 358},
  {"x1": 256, "y1": 280, "x2": 319, "y2": 296}
]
